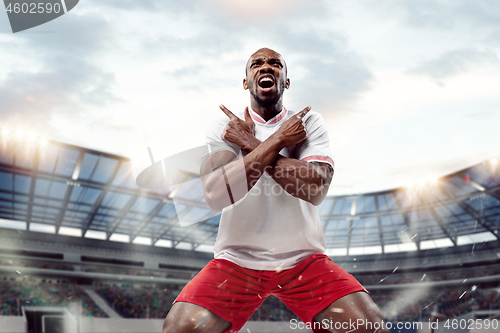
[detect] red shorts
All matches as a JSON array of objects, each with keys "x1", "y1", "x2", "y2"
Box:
[{"x1": 174, "y1": 254, "x2": 367, "y2": 333}]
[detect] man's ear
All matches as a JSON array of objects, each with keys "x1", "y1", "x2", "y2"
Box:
[
  {"x1": 285, "y1": 78, "x2": 290, "y2": 89},
  {"x1": 243, "y1": 78, "x2": 248, "y2": 90}
]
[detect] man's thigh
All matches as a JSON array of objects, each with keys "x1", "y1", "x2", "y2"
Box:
[
  {"x1": 163, "y1": 302, "x2": 231, "y2": 333},
  {"x1": 275, "y1": 254, "x2": 367, "y2": 325},
  {"x1": 172, "y1": 259, "x2": 268, "y2": 332},
  {"x1": 313, "y1": 292, "x2": 390, "y2": 333}
]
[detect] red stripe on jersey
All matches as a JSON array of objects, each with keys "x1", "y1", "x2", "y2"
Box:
[
  {"x1": 250, "y1": 107, "x2": 287, "y2": 125},
  {"x1": 268, "y1": 107, "x2": 287, "y2": 124},
  {"x1": 302, "y1": 156, "x2": 334, "y2": 168},
  {"x1": 250, "y1": 113, "x2": 265, "y2": 124}
]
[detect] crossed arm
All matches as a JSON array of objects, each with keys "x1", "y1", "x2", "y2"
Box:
[{"x1": 200, "y1": 105, "x2": 333, "y2": 211}]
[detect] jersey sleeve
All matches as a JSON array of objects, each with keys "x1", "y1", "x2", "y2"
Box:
[
  {"x1": 295, "y1": 112, "x2": 334, "y2": 170},
  {"x1": 205, "y1": 118, "x2": 240, "y2": 159}
]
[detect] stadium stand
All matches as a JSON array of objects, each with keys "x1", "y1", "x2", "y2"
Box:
[
  {"x1": 95, "y1": 285, "x2": 178, "y2": 319},
  {"x1": 0, "y1": 278, "x2": 106, "y2": 317},
  {"x1": 0, "y1": 138, "x2": 499, "y2": 331}
]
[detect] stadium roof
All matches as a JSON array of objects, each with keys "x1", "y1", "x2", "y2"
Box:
[{"x1": 0, "y1": 135, "x2": 499, "y2": 256}]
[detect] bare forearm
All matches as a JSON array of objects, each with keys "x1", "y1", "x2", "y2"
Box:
[
  {"x1": 201, "y1": 135, "x2": 283, "y2": 210},
  {"x1": 203, "y1": 105, "x2": 318, "y2": 209},
  {"x1": 242, "y1": 139, "x2": 332, "y2": 205},
  {"x1": 268, "y1": 156, "x2": 332, "y2": 205}
]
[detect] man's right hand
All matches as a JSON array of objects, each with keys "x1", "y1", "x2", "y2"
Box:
[
  {"x1": 273, "y1": 106, "x2": 311, "y2": 148},
  {"x1": 220, "y1": 105, "x2": 260, "y2": 153}
]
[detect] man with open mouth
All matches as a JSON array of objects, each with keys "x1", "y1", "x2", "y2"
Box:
[{"x1": 162, "y1": 48, "x2": 388, "y2": 333}]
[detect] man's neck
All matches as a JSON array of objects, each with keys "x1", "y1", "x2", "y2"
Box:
[{"x1": 250, "y1": 100, "x2": 284, "y2": 122}]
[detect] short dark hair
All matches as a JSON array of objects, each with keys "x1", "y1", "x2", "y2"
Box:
[{"x1": 245, "y1": 48, "x2": 287, "y2": 77}]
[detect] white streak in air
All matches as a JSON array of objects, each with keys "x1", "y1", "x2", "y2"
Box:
[
  {"x1": 392, "y1": 267, "x2": 398, "y2": 273},
  {"x1": 459, "y1": 291, "x2": 466, "y2": 299},
  {"x1": 262, "y1": 248, "x2": 275, "y2": 255},
  {"x1": 380, "y1": 286, "x2": 431, "y2": 320},
  {"x1": 275, "y1": 262, "x2": 285, "y2": 273},
  {"x1": 422, "y1": 302, "x2": 433, "y2": 310}
]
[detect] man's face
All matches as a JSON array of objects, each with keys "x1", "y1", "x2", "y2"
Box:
[{"x1": 243, "y1": 48, "x2": 290, "y2": 107}]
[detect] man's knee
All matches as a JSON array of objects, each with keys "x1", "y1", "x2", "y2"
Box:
[
  {"x1": 163, "y1": 311, "x2": 212, "y2": 333},
  {"x1": 354, "y1": 317, "x2": 391, "y2": 333},
  {"x1": 162, "y1": 302, "x2": 230, "y2": 333},
  {"x1": 313, "y1": 292, "x2": 391, "y2": 333}
]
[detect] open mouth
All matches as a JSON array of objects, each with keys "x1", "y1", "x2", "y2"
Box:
[{"x1": 258, "y1": 76, "x2": 275, "y2": 89}]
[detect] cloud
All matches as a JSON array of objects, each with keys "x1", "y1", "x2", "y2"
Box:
[
  {"x1": 0, "y1": 9, "x2": 120, "y2": 135},
  {"x1": 270, "y1": 31, "x2": 373, "y2": 113},
  {"x1": 135, "y1": 1, "x2": 367, "y2": 105},
  {"x1": 407, "y1": 48, "x2": 498, "y2": 81},
  {"x1": 209, "y1": 0, "x2": 328, "y2": 24},
  {"x1": 96, "y1": 0, "x2": 197, "y2": 14},
  {"x1": 374, "y1": 0, "x2": 500, "y2": 45},
  {"x1": 374, "y1": 0, "x2": 499, "y2": 30},
  {"x1": 0, "y1": 63, "x2": 119, "y2": 128},
  {"x1": 2, "y1": 0, "x2": 497, "y2": 196}
]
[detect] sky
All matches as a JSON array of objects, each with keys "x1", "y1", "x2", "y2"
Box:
[{"x1": 0, "y1": 0, "x2": 499, "y2": 196}]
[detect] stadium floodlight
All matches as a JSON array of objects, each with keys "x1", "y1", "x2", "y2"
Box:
[
  {"x1": 350, "y1": 199, "x2": 356, "y2": 216},
  {"x1": 38, "y1": 137, "x2": 48, "y2": 147},
  {"x1": 132, "y1": 236, "x2": 152, "y2": 246},
  {"x1": 109, "y1": 233, "x2": 130, "y2": 243},
  {"x1": 196, "y1": 244, "x2": 214, "y2": 253},
  {"x1": 325, "y1": 248, "x2": 347, "y2": 256},
  {"x1": 84, "y1": 230, "x2": 106, "y2": 240},
  {"x1": 406, "y1": 176, "x2": 439, "y2": 192},
  {"x1": 15, "y1": 129, "x2": 24, "y2": 139},
  {"x1": 29, "y1": 223, "x2": 55, "y2": 234},
  {"x1": 154, "y1": 239, "x2": 173, "y2": 248},
  {"x1": 0, "y1": 127, "x2": 9, "y2": 138},
  {"x1": 405, "y1": 180, "x2": 419, "y2": 190},
  {"x1": 427, "y1": 177, "x2": 439, "y2": 186},
  {"x1": 58, "y1": 226, "x2": 82, "y2": 237},
  {"x1": 0, "y1": 218, "x2": 26, "y2": 230},
  {"x1": 27, "y1": 133, "x2": 36, "y2": 143}
]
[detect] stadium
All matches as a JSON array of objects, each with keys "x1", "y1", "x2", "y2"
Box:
[
  {"x1": 1, "y1": 2, "x2": 500, "y2": 332},
  {"x1": 0, "y1": 132, "x2": 499, "y2": 333}
]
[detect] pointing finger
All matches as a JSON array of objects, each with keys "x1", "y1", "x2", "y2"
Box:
[
  {"x1": 297, "y1": 106, "x2": 311, "y2": 119},
  {"x1": 220, "y1": 104, "x2": 237, "y2": 120},
  {"x1": 244, "y1": 107, "x2": 253, "y2": 123}
]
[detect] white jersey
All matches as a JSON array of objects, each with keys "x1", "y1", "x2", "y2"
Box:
[{"x1": 206, "y1": 107, "x2": 334, "y2": 271}]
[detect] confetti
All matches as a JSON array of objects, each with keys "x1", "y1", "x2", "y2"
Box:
[{"x1": 218, "y1": 279, "x2": 228, "y2": 288}]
